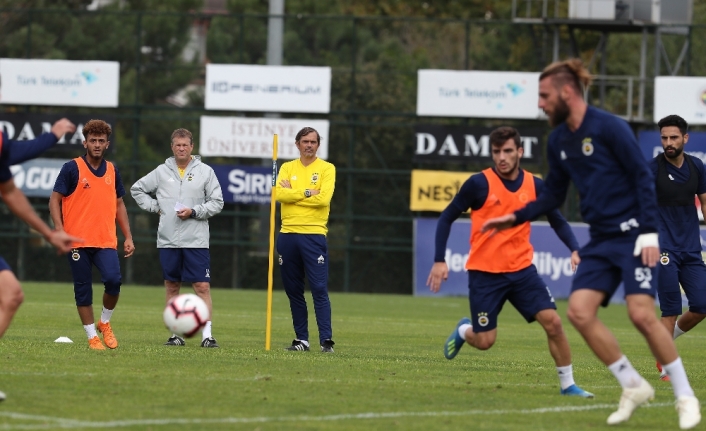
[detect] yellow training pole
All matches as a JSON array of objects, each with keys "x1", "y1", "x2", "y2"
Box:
[{"x1": 265, "y1": 134, "x2": 278, "y2": 350}]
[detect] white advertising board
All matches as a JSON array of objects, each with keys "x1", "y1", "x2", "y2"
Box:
[
  {"x1": 0, "y1": 59, "x2": 119, "y2": 107},
  {"x1": 199, "y1": 116, "x2": 329, "y2": 160},
  {"x1": 654, "y1": 77, "x2": 706, "y2": 125},
  {"x1": 417, "y1": 69, "x2": 542, "y2": 119},
  {"x1": 205, "y1": 64, "x2": 331, "y2": 113}
]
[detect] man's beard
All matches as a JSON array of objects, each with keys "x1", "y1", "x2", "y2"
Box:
[
  {"x1": 549, "y1": 98, "x2": 570, "y2": 127},
  {"x1": 664, "y1": 146, "x2": 684, "y2": 159}
]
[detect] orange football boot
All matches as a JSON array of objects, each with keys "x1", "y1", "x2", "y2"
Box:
[
  {"x1": 97, "y1": 321, "x2": 118, "y2": 349},
  {"x1": 88, "y1": 336, "x2": 106, "y2": 350}
]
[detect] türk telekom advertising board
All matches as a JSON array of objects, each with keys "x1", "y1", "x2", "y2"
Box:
[
  {"x1": 416, "y1": 70, "x2": 542, "y2": 119},
  {"x1": 199, "y1": 116, "x2": 329, "y2": 160},
  {"x1": 205, "y1": 64, "x2": 331, "y2": 113},
  {"x1": 0, "y1": 59, "x2": 119, "y2": 107}
]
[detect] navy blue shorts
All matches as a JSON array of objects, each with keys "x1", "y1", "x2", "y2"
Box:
[
  {"x1": 467, "y1": 265, "x2": 556, "y2": 333},
  {"x1": 658, "y1": 250, "x2": 706, "y2": 316},
  {"x1": 159, "y1": 248, "x2": 211, "y2": 283},
  {"x1": 0, "y1": 256, "x2": 12, "y2": 273},
  {"x1": 572, "y1": 234, "x2": 657, "y2": 306},
  {"x1": 68, "y1": 248, "x2": 122, "y2": 306}
]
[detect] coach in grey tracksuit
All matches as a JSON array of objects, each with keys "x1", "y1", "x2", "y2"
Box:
[{"x1": 130, "y1": 128, "x2": 224, "y2": 347}]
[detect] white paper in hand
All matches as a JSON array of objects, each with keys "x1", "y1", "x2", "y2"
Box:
[
  {"x1": 54, "y1": 337, "x2": 73, "y2": 343},
  {"x1": 174, "y1": 202, "x2": 187, "y2": 212}
]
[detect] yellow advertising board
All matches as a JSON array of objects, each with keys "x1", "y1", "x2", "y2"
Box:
[{"x1": 409, "y1": 170, "x2": 473, "y2": 212}]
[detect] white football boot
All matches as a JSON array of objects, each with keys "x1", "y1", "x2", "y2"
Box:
[
  {"x1": 676, "y1": 395, "x2": 701, "y2": 430},
  {"x1": 606, "y1": 378, "x2": 654, "y2": 425}
]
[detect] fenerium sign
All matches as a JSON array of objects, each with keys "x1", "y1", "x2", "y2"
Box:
[{"x1": 414, "y1": 125, "x2": 545, "y2": 163}]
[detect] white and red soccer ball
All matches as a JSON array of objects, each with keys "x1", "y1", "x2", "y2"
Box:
[{"x1": 163, "y1": 294, "x2": 210, "y2": 338}]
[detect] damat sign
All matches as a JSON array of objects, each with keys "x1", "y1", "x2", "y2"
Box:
[
  {"x1": 414, "y1": 125, "x2": 545, "y2": 162},
  {"x1": 0, "y1": 113, "x2": 116, "y2": 156},
  {"x1": 212, "y1": 165, "x2": 271, "y2": 205}
]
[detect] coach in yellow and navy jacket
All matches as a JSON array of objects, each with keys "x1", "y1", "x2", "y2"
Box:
[{"x1": 275, "y1": 127, "x2": 336, "y2": 353}]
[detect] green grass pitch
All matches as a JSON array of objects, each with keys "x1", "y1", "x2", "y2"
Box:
[{"x1": 0, "y1": 283, "x2": 703, "y2": 430}]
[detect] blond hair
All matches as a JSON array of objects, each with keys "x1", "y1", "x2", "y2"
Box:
[
  {"x1": 539, "y1": 58, "x2": 592, "y2": 96},
  {"x1": 171, "y1": 128, "x2": 193, "y2": 145}
]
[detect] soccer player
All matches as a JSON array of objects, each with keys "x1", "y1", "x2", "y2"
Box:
[
  {"x1": 482, "y1": 59, "x2": 700, "y2": 429},
  {"x1": 0, "y1": 118, "x2": 81, "y2": 400},
  {"x1": 131, "y1": 128, "x2": 224, "y2": 348},
  {"x1": 49, "y1": 119, "x2": 135, "y2": 351},
  {"x1": 276, "y1": 127, "x2": 336, "y2": 353},
  {"x1": 650, "y1": 114, "x2": 706, "y2": 381},
  {"x1": 427, "y1": 126, "x2": 592, "y2": 398}
]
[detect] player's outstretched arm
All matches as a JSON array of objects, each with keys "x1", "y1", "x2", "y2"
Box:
[
  {"x1": 426, "y1": 262, "x2": 449, "y2": 293},
  {"x1": 0, "y1": 180, "x2": 80, "y2": 253},
  {"x1": 481, "y1": 213, "x2": 517, "y2": 235}
]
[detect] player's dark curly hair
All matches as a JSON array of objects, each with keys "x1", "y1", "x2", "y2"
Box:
[
  {"x1": 83, "y1": 119, "x2": 112, "y2": 138},
  {"x1": 295, "y1": 127, "x2": 321, "y2": 144},
  {"x1": 540, "y1": 58, "x2": 593, "y2": 97},
  {"x1": 489, "y1": 126, "x2": 521, "y2": 149},
  {"x1": 658, "y1": 115, "x2": 688, "y2": 136}
]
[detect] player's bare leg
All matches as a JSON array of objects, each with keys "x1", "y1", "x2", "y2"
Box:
[
  {"x1": 664, "y1": 312, "x2": 706, "y2": 333},
  {"x1": 0, "y1": 271, "x2": 24, "y2": 339},
  {"x1": 163, "y1": 280, "x2": 186, "y2": 345},
  {"x1": 536, "y1": 309, "x2": 570, "y2": 366},
  {"x1": 567, "y1": 289, "x2": 623, "y2": 364},
  {"x1": 568, "y1": 289, "x2": 653, "y2": 423},
  {"x1": 165, "y1": 280, "x2": 181, "y2": 304},
  {"x1": 193, "y1": 281, "x2": 217, "y2": 347},
  {"x1": 536, "y1": 308, "x2": 593, "y2": 398}
]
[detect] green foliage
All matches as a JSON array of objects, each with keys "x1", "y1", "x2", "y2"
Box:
[{"x1": 4, "y1": 283, "x2": 705, "y2": 430}]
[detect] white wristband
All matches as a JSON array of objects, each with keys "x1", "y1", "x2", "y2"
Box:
[{"x1": 633, "y1": 233, "x2": 659, "y2": 256}]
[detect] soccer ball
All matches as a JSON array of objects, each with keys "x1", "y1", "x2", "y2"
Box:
[{"x1": 163, "y1": 294, "x2": 210, "y2": 338}]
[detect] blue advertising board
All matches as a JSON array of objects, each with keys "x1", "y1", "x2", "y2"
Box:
[
  {"x1": 415, "y1": 218, "x2": 706, "y2": 302},
  {"x1": 638, "y1": 130, "x2": 706, "y2": 163},
  {"x1": 212, "y1": 165, "x2": 272, "y2": 204}
]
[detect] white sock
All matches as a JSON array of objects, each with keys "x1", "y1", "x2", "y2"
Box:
[
  {"x1": 557, "y1": 365, "x2": 575, "y2": 390},
  {"x1": 100, "y1": 307, "x2": 114, "y2": 324},
  {"x1": 297, "y1": 339, "x2": 310, "y2": 347},
  {"x1": 202, "y1": 321, "x2": 212, "y2": 340},
  {"x1": 608, "y1": 355, "x2": 643, "y2": 389},
  {"x1": 674, "y1": 323, "x2": 686, "y2": 340},
  {"x1": 84, "y1": 324, "x2": 97, "y2": 339},
  {"x1": 663, "y1": 357, "x2": 695, "y2": 398},
  {"x1": 458, "y1": 323, "x2": 472, "y2": 340}
]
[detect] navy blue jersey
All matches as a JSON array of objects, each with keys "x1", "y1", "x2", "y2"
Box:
[
  {"x1": 53, "y1": 155, "x2": 125, "y2": 198},
  {"x1": 515, "y1": 106, "x2": 659, "y2": 239},
  {"x1": 649, "y1": 154, "x2": 706, "y2": 252},
  {"x1": 0, "y1": 131, "x2": 59, "y2": 183},
  {"x1": 434, "y1": 168, "x2": 579, "y2": 262}
]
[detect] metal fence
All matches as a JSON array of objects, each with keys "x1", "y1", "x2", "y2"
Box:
[{"x1": 0, "y1": 8, "x2": 703, "y2": 293}]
